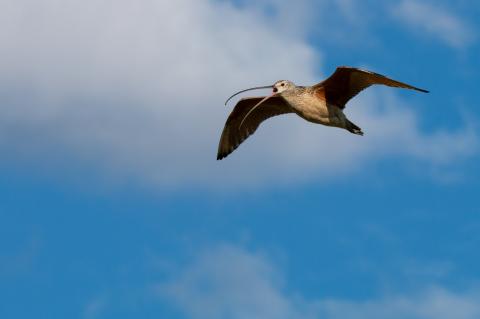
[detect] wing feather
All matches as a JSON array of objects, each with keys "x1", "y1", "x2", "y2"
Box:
[
  {"x1": 314, "y1": 66, "x2": 428, "y2": 109},
  {"x1": 217, "y1": 96, "x2": 292, "y2": 160}
]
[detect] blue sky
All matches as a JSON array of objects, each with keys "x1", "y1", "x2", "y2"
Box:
[{"x1": 1, "y1": 0, "x2": 480, "y2": 318}]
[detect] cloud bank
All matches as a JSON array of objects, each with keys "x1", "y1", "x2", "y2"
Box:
[
  {"x1": 159, "y1": 244, "x2": 480, "y2": 319},
  {"x1": 393, "y1": 0, "x2": 475, "y2": 49},
  {"x1": 0, "y1": 0, "x2": 476, "y2": 189}
]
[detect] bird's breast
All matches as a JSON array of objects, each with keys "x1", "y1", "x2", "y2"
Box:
[{"x1": 283, "y1": 91, "x2": 341, "y2": 126}]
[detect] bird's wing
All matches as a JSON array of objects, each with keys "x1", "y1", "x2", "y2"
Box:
[
  {"x1": 217, "y1": 96, "x2": 292, "y2": 160},
  {"x1": 314, "y1": 66, "x2": 428, "y2": 109}
]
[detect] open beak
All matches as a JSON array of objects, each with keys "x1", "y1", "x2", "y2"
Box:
[
  {"x1": 224, "y1": 85, "x2": 273, "y2": 106},
  {"x1": 239, "y1": 92, "x2": 278, "y2": 129}
]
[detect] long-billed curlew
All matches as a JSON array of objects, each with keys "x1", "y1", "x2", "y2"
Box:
[{"x1": 217, "y1": 66, "x2": 428, "y2": 160}]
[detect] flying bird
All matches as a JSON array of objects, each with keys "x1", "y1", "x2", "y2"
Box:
[{"x1": 217, "y1": 66, "x2": 428, "y2": 160}]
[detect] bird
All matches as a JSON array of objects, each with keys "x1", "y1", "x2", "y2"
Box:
[{"x1": 217, "y1": 66, "x2": 428, "y2": 160}]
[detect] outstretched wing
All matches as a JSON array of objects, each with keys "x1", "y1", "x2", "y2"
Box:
[
  {"x1": 217, "y1": 96, "x2": 292, "y2": 160},
  {"x1": 314, "y1": 66, "x2": 428, "y2": 109}
]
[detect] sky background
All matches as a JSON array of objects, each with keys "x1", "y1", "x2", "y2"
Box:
[{"x1": 1, "y1": 0, "x2": 480, "y2": 318}]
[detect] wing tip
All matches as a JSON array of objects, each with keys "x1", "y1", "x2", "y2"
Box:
[
  {"x1": 217, "y1": 148, "x2": 228, "y2": 160},
  {"x1": 217, "y1": 148, "x2": 233, "y2": 160}
]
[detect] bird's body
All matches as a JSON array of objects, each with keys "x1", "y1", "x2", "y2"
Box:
[
  {"x1": 281, "y1": 86, "x2": 346, "y2": 128},
  {"x1": 217, "y1": 66, "x2": 428, "y2": 160}
]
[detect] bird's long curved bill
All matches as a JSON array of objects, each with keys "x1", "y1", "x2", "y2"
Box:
[
  {"x1": 239, "y1": 93, "x2": 277, "y2": 129},
  {"x1": 225, "y1": 85, "x2": 273, "y2": 106}
]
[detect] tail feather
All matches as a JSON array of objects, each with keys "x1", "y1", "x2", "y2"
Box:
[{"x1": 346, "y1": 120, "x2": 364, "y2": 136}]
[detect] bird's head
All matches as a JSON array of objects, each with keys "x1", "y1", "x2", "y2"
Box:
[
  {"x1": 224, "y1": 80, "x2": 295, "y2": 106},
  {"x1": 224, "y1": 79, "x2": 296, "y2": 130},
  {"x1": 272, "y1": 80, "x2": 295, "y2": 94}
]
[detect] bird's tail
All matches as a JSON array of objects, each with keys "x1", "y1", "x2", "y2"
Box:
[{"x1": 346, "y1": 120, "x2": 364, "y2": 136}]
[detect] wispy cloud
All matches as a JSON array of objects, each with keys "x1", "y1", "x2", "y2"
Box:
[
  {"x1": 159, "y1": 244, "x2": 480, "y2": 319},
  {"x1": 83, "y1": 295, "x2": 108, "y2": 319},
  {"x1": 158, "y1": 244, "x2": 314, "y2": 319},
  {"x1": 0, "y1": 0, "x2": 476, "y2": 190},
  {"x1": 392, "y1": 0, "x2": 475, "y2": 49},
  {"x1": 0, "y1": 235, "x2": 41, "y2": 277},
  {"x1": 321, "y1": 288, "x2": 480, "y2": 319}
]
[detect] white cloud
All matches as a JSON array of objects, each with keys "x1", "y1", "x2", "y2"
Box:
[
  {"x1": 0, "y1": 0, "x2": 476, "y2": 190},
  {"x1": 158, "y1": 244, "x2": 315, "y2": 319},
  {"x1": 159, "y1": 244, "x2": 480, "y2": 319},
  {"x1": 393, "y1": 0, "x2": 475, "y2": 49},
  {"x1": 321, "y1": 288, "x2": 480, "y2": 319}
]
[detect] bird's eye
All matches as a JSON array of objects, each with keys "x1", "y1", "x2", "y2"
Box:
[{"x1": 281, "y1": 83, "x2": 285, "y2": 86}]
